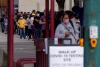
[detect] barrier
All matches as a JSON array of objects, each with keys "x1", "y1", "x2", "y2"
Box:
[
  {"x1": 16, "y1": 58, "x2": 36, "y2": 67},
  {"x1": 35, "y1": 38, "x2": 72, "y2": 67},
  {"x1": 34, "y1": 38, "x2": 48, "y2": 67}
]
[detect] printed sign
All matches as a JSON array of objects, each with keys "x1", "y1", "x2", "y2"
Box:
[
  {"x1": 49, "y1": 46, "x2": 84, "y2": 67},
  {"x1": 90, "y1": 26, "x2": 98, "y2": 39}
]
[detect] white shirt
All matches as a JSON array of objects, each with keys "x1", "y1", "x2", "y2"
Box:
[
  {"x1": 4, "y1": 18, "x2": 8, "y2": 26},
  {"x1": 55, "y1": 22, "x2": 79, "y2": 44}
]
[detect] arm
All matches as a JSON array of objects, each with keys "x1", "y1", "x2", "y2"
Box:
[
  {"x1": 17, "y1": 21, "x2": 19, "y2": 27},
  {"x1": 55, "y1": 24, "x2": 66, "y2": 38}
]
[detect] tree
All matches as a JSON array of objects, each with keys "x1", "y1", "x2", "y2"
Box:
[{"x1": 56, "y1": 0, "x2": 65, "y2": 11}]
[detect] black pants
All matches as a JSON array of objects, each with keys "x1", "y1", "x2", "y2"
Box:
[
  {"x1": 28, "y1": 29, "x2": 32, "y2": 39},
  {"x1": 33, "y1": 29, "x2": 41, "y2": 38},
  {"x1": 42, "y1": 30, "x2": 46, "y2": 38},
  {"x1": 25, "y1": 26, "x2": 28, "y2": 36}
]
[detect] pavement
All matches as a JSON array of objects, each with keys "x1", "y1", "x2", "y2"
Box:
[
  {"x1": 0, "y1": 32, "x2": 36, "y2": 67},
  {"x1": 0, "y1": 49, "x2": 3, "y2": 67}
]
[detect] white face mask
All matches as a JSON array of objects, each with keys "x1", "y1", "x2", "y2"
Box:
[
  {"x1": 20, "y1": 17, "x2": 23, "y2": 19},
  {"x1": 64, "y1": 19, "x2": 69, "y2": 24},
  {"x1": 31, "y1": 17, "x2": 34, "y2": 21},
  {"x1": 37, "y1": 14, "x2": 40, "y2": 16}
]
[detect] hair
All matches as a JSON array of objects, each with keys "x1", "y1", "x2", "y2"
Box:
[
  {"x1": 32, "y1": 10, "x2": 36, "y2": 13},
  {"x1": 65, "y1": 10, "x2": 75, "y2": 19},
  {"x1": 62, "y1": 12, "x2": 69, "y2": 19}
]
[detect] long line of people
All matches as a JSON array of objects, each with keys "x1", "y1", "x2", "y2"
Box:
[
  {"x1": 15, "y1": 10, "x2": 46, "y2": 40},
  {"x1": 0, "y1": 10, "x2": 81, "y2": 44}
]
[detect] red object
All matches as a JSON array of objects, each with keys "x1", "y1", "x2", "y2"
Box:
[
  {"x1": 8, "y1": 0, "x2": 14, "y2": 67},
  {"x1": 36, "y1": 51, "x2": 48, "y2": 67},
  {"x1": 35, "y1": 39, "x2": 48, "y2": 67},
  {"x1": 45, "y1": 0, "x2": 49, "y2": 37},
  {"x1": 50, "y1": 0, "x2": 55, "y2": 38},
  {"x1": 16, "y1": 58, "x2": 36, "y2": 67},
  {"x1": 0, "y1": 1, "x2": 1, "y2": 14}
]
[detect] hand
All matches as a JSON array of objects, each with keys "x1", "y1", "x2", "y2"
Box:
[{"x1": 65, "y1": 32, "x2": 70, "y2": 37}]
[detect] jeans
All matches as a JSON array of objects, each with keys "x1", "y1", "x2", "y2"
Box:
[
  {"x1": 19, "y1": 28, "x2": 26, "y2": 39},
  {"x1": 25, "y1": 26, "x2": 28, "y2": 36},
  {"x1": 28, "y1": 29, "x2": 32, "y2": 39},
  {"x1": 1, "y1": 22, "x2": 5, "y2": 33}
]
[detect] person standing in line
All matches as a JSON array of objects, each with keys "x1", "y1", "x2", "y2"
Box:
[
  {"x1": 17, "y1": 16, "x2": 27, "y2": 39},
  {"x1": 55, "y1": 12, "x2": 79, "y2": 44},
  {"x1": 4, "y1": 16, "x2": 8, "y2": 34}
]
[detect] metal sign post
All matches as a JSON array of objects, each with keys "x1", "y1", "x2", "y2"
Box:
[
  {"x1": 50, "y1": 0, "x2": 55, "y2": 38},
  {"x1": 8, "y1": 0, "x2": 14, "y2": 67},
  {"x1": 45, "y1": 0, "x2": 49, "y2": 37}
]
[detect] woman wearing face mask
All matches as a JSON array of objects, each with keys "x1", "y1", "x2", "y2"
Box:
[{"x1": 55, "y1": 12, "x2": 78, "y2": 44}]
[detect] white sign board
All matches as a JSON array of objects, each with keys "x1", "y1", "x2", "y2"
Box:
[
  {"x1": 90, "y1": 26, "x2": 98, "y2": 39},
  {"x1": 49, "y1": 46, "x2": 84, "y2": 67}
]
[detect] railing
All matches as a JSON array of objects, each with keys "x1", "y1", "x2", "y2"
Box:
[{"x1": 16, "y1": 58, "x2": 36, "y2": 67}]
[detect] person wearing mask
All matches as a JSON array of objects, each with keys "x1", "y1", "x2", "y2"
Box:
[
  {"x1": 33, "y1": 16, "x2": 41, "y2": 38},
  {"x1": 0, "y1": 15, "x2": 5, "y2": 33},
  {"x1": 27, "y1": 15, "x2": 33, "y2": 40},
  {"x1": 17, "y1": 16, "x2": 27, "y2": 39},
  {"x1": 55, "y1": 12, "x2": 79, "y2": 44},
  {"x1": 31, "y1": 10, "x2": 36, "y2": 16},
  {"x1": 4, "y1": 16, "x2": 8, "y2": 34},
  {"x1": 39, "y1": 14, "x2": 46, "y2": 38},
  {"x1": 65, "y1": 11, "x2": 80, "y2": 42}
]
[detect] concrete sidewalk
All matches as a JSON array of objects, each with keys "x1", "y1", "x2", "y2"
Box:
[
  {"x1": 0, "y1": 32, "x2": 36, "y2": 67},
  {"x1": 0, "y1": 32, "x2": 34, "y2": 43},
  {"x1": 0, "y1": 49, "x2": 3, "y2": 67}
]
